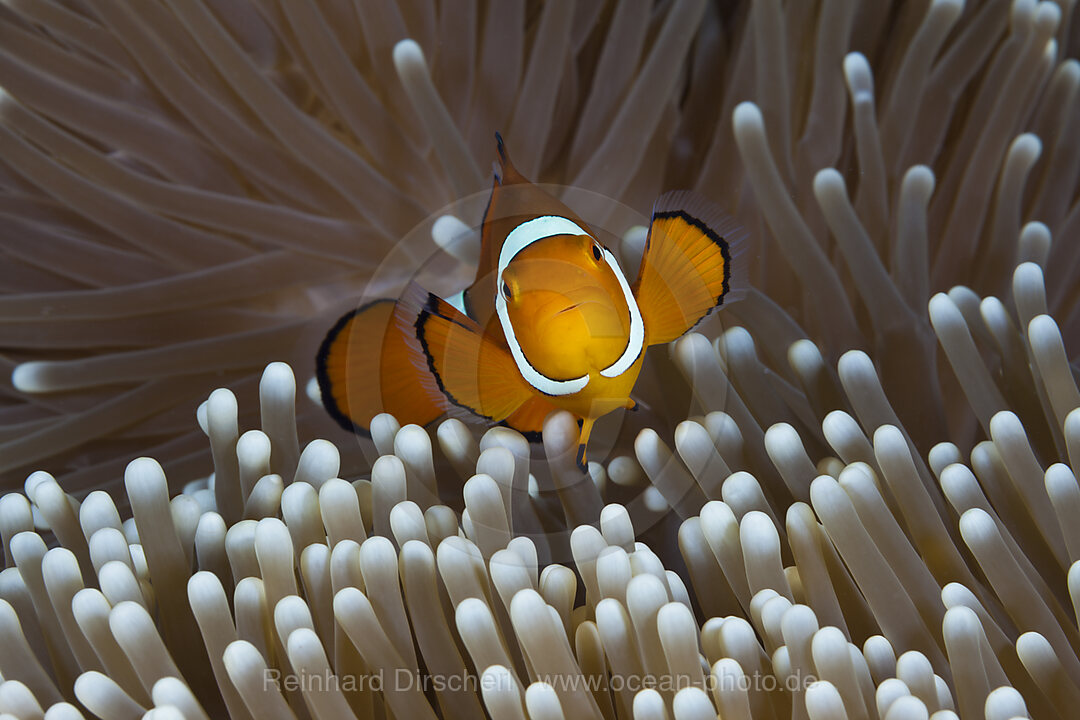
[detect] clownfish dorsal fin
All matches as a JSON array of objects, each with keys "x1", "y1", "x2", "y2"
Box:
[
  {"x1": 633, "y1": 191, "x2": 750, "y2": 346},
  {"x1": 468, "y1": 133, "x2": 593, "y2": 326},
  {"x1": 493, "y1": 131, "x2": 527, "y2": 185},
  {"x1": 495, "y1": 131, "x2": 508, "y2": 165}
]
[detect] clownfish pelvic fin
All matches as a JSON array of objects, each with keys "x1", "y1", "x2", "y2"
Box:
[{"x1": 575, "y1": 417, "x2": 597, "y2": 471}]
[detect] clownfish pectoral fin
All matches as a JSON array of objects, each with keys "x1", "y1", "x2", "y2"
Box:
[
  {"x1": 632, "y1": 191, "x2": 749, "y2": 346},
  {"x1": 315, "y1": 299, "x2": 446, "y2": 435},
  {"x1": 396, "y1": 283, "x2": 534, "y2": 425}
]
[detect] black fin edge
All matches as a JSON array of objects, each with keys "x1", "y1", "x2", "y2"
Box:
[
  {"x1": 314, "y1": 300, "x2": 398, "y2": 438},
  {"x1": 410, "y1": 289, "x2": 498, "y2": 425}
]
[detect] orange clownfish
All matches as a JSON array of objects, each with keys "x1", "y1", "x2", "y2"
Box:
[{"x1": 317, "y1": 134, "x2": 746, "y2": 467}]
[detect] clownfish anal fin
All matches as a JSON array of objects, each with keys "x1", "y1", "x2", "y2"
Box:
[
  {"x1": 396, "y1": 282, "x2": 534, "y2": 425},
  {"x1": 315, "y1": 299, "x2": 445, "y2": 435},
  {"x1": 501, "y1": 394, "x2": 562, "y2": 441},
  {"x1": 632, "y1": 190, "x2": 749, "y2": 346}
]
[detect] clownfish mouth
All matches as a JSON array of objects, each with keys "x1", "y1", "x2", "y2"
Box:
[{"x1": 555, "y1": 302, "x2": 584, "y2": 315}]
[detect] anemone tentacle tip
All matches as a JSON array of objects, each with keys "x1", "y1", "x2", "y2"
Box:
[{"x1": 11, "y1": 363, "x2": 47, "y2": 394}]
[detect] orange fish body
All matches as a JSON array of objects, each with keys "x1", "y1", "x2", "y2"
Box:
[{"x1": 317, "y1": 135, "x2": 745, "y2": 465}]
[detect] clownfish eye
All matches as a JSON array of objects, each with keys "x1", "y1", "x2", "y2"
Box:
[
  {"x1": 591, "y1": 242, "x2": 603, "y2": 261},
  {"x1": 502, "y1": 282, "x2": 512, "y2": 299}
]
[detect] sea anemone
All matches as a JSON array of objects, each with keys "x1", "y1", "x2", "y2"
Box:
[{"x1": 2, "y1": 0, "x2": 1079, "y2": 718}]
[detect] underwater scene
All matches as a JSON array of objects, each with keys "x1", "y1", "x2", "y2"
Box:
[{"x1": 1, "y1": 1, "x2": 1080, "y2": 719}]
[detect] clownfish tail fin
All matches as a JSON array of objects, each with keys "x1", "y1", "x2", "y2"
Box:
[{"x1": 315, "y1": 298, "x2": 445, "y2": 436}]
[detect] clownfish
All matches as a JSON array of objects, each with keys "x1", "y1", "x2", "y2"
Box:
[{"x1": 316, "y1": 134, "x2": 746, "y2": 467}]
